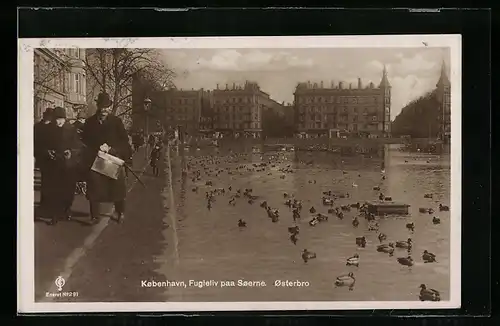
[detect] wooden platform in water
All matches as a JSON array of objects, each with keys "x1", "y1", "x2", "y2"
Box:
[{"x1": 366, "y1": 201, "x2": 410, "y2": 216}]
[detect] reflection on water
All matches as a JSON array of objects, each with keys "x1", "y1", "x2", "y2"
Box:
[{"x1": 158, "y1": 145, "x2": 451, "y2": 302}]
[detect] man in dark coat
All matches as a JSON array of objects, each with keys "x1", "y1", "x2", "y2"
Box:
[
  {"x1": 34, "y1": 107, "x2": 53, "y2": 216},
  {"x1": 38, "y1": 107, "x2": 83, "y2": 225},
  {"x1": 81, "y1": 92, "x2": 132, "y2": 224}
]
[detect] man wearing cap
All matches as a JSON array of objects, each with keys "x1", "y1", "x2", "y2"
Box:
[
  {"x1": 81, "y1": 92, "x2": 132, "y2": 224},
  {"x1": 39, "y1": 107, "x2": 83, "y2": 225},
  {"x1": 34, "y1": 107, "x2": 53, "y2": 217}
]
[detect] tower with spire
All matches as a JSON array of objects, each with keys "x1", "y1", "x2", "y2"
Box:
[
  {"x1": 436, "y1": 60, "x2": 451, "y2": 141},
  {"x1": 379, "y1": 65, "x2": 392, "y2": 136}
]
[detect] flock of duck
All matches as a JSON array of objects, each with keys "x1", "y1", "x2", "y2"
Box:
[{"x1": 184, "y1": 149, "x2": 448, "y2": 302}]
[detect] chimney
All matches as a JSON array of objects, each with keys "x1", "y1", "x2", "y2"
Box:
[
  {"x1": 349, "y1": 83, "x2": 352, "y2": 89},
  {"x1": 232, "y1": 82, "x2": 235, "y2": 89},
  {"x1": 358, "y1": 78, "x2": 362, "y2": 89},
  {"x1": 339, "y1": 81, "x2": 344, "y2": 89},
  {"x1": 216, "y1": 83, "x2": 219, "y2": 89},
  {"x1": 320, "y1": 81, "x2": 324, "y2": 88}
]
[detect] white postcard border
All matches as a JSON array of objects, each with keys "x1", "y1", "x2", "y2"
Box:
[{"x1": 18, "y1": 35, "x2": 462, "y2": 313}]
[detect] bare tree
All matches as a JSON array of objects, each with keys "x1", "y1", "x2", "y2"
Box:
[
  {"x1": 33, "y1": 49, "x2": 72, "y2": 117},
  {"x1": 81, "y1": 48, "x2": 176, "y2": 123}
]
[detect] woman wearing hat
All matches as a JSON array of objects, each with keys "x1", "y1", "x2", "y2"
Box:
[
  {"x1": 38, "y1": 106, "x2": 83, "y2": 225},
  {"x1": 34, "y1": 107, "x2": 53, "y2": 217},
  {"x1": 81, "y1": 92, "x2": 132, "y2": 224}
]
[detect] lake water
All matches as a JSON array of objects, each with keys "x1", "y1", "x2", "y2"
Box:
[{"x1": 155, "y1": 145, "x2": 451, "y2": 302}]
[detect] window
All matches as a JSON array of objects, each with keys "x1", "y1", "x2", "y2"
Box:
[{"x1": 75, "y1": 73, "x2": 80, "y2": 94}]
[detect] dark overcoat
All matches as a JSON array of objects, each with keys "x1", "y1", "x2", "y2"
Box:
[
  {"x1": 34, "y1": 121, "x2": 52, "y2": 168},
  {"x1": 43, "y1": 123, "x2": 83, "y2": 216},
  {"x1": 34, "y1": 121, "x2": 52, "y2": 206},
  {"x1": 81, "y1": 114, "x2": 132, "y2": 203}
]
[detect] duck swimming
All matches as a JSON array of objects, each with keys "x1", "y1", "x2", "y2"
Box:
[
  {"x1": 316, "y1": 213, "x2": 329, "y2": 222},
  {"x1": 406, "y1": 222, "x2": 415, "y2": 232},
  {"x1": 346, "y1": 254, "x2": 359, "y2": 267},
  {"x1": 238, "y1": 219, "x2": 246, "y2": 227},
  {"x1": 288, "y1": 225, "x2": 300, "y2": 235},
  {"x1": 396, "y1": 238, "x2": 412, "y2": 250},
  {"x1": 439, "y1": 204, "x2": 449, "y2": 211},
  {"x1": 368, "y1": 221, "x2": 379, "y2": 231},
  {"x1": 356, "y1": 236, "x2": 367, "y2": 248},
  {"x1": 301, "y1": 249, "x2": 316, "y2": 263},
  {"x1": 309, "y1": 217, "x2": 319, "y2": 226},
  {"x1": 310, "y1": 206, "x2": 316, "y2": 214},
  {"x1": 290, "y1": 233, "x2": 298, "y2": 245},
  {"x1": 397, "y1": 256, "x2": 414, "y2": 268},
  {"x1": 322, "y1": 197, "x2": 334, "y2": 206},
  {"x1": 432, "y1": 216, "x2": 441, "y2": 224},
  {"x1": 419, "y1": 284, "x2": 441, "y2": 301},
  {"x1": 334, "y1": 272, "x2": 356, "y2": 290},
  {"x1": 352, "y1": 217, "x2": 359, "y2": 228},
  {"x1": 378, "y1": 233, "x2": 387, "y2": 242},
  {"x1": 377, "y1": 243, "x2": 395, "y2": 256},
  {"x1": 422, "y1": 250, "x2": 437, "y2": 263}
]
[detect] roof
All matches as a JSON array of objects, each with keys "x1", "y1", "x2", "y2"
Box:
[{"x1": 378, "y1": 65, "x2": 391, "y2": 88}]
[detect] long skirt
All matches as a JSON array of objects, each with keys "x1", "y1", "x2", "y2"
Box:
[
  {"x1": 43, "y1": 165, "x2": 77, "y2": 217},
  {"x1": 85, "y1": 167, "x2": 127, "y2": 203}
]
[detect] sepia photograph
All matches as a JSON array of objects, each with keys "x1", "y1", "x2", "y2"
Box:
[{"x1": 18, "y1": 35, "x2": 461, "y2": 312}]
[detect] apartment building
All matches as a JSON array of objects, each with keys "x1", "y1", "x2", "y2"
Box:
[
  {"x1": 293, "y1": 66, "x2": 391, "y2": 137},
  {"x1": 33, "y1": 48, "x2": 87, "y2": 121}
]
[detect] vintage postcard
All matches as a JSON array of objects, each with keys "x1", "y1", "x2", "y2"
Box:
[{"x1": 18, "y1": 35, "x2": 461, "y2": 313}]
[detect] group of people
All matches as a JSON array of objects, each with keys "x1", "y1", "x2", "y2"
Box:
[{"x1": 34, "y1": 92, "x2": 133, "y2": 226}]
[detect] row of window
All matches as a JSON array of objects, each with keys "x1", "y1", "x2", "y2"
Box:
[
  {"x1": 215, "y1": 114, "x2": 258, "y2": 121},
  {"x1": 297, "y1": 115, "x2": 380, "y2": 122},
  {"x1": 214, "y1": 123, "x2": 261, "y2": 129},
  {"x1": 166, "y1": 107, "x2": 198, "y2": 114},
  {"x1": 296, "y1": 96, "x2": 390, "y2": 105},
  {"x1": 214, "y1": 106, "x2": 258, "y2": 113},
  {"x1": 167, "y1": 98, "x2": 199, "y2": 105},
  {"x1": 297, "y1": 123, "x2": 383, "y2": 130},
  {"x1": 214, "y1": 97, "x2": 255, "y2": 104},
  {"x1": 298, "y1": 106, "x2": 384, "y2": 114},
  {"x1": 34, "y1": 53, "x2": 86, "y2": 96}
]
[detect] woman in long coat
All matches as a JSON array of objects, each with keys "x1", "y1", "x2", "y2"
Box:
[
  {"x1": 39, "y1": 106, "x2": 83, "y2": 225},
  {"x1": 81, "y1": 92, "x2": 132, "y2": 224},
  {"x1": 34, "y1": 107, "x2": 53, "y2": 216}
]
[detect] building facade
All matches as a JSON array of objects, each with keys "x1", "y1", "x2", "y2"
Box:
[
  {"x1": 212, "y1": 81, "x2": 280, "y2": 138},
  {"x1": 435, "y1": 61, "x2": 451, "y2": 142},
  {"x1": 134, "y1": 86, "x2": 204, "y2": 135},
  {"x1": 199, "y1": 90, "x2": 214, "y2": 133},
  {"x1": 162, "y1": 89, "x2": 203, "y2": 134},
  {"x1": 293, "y1": 66, "x2": 391, "y2": 137},
  {"x1": 33, "y1": 48, "x2": 87, "y2": 121}
]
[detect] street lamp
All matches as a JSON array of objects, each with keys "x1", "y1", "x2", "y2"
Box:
[{"x1": 144, "y1": 97, "x2": 152, "y2": 159}]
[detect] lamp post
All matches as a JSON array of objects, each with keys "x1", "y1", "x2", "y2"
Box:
[{"x1": 144, "y1": 97, "x2": 152, "y2": 159}]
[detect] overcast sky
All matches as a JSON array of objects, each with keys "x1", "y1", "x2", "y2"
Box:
[{"x1": 160, "y1": 47, "x2": 451, "y2": 120}]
